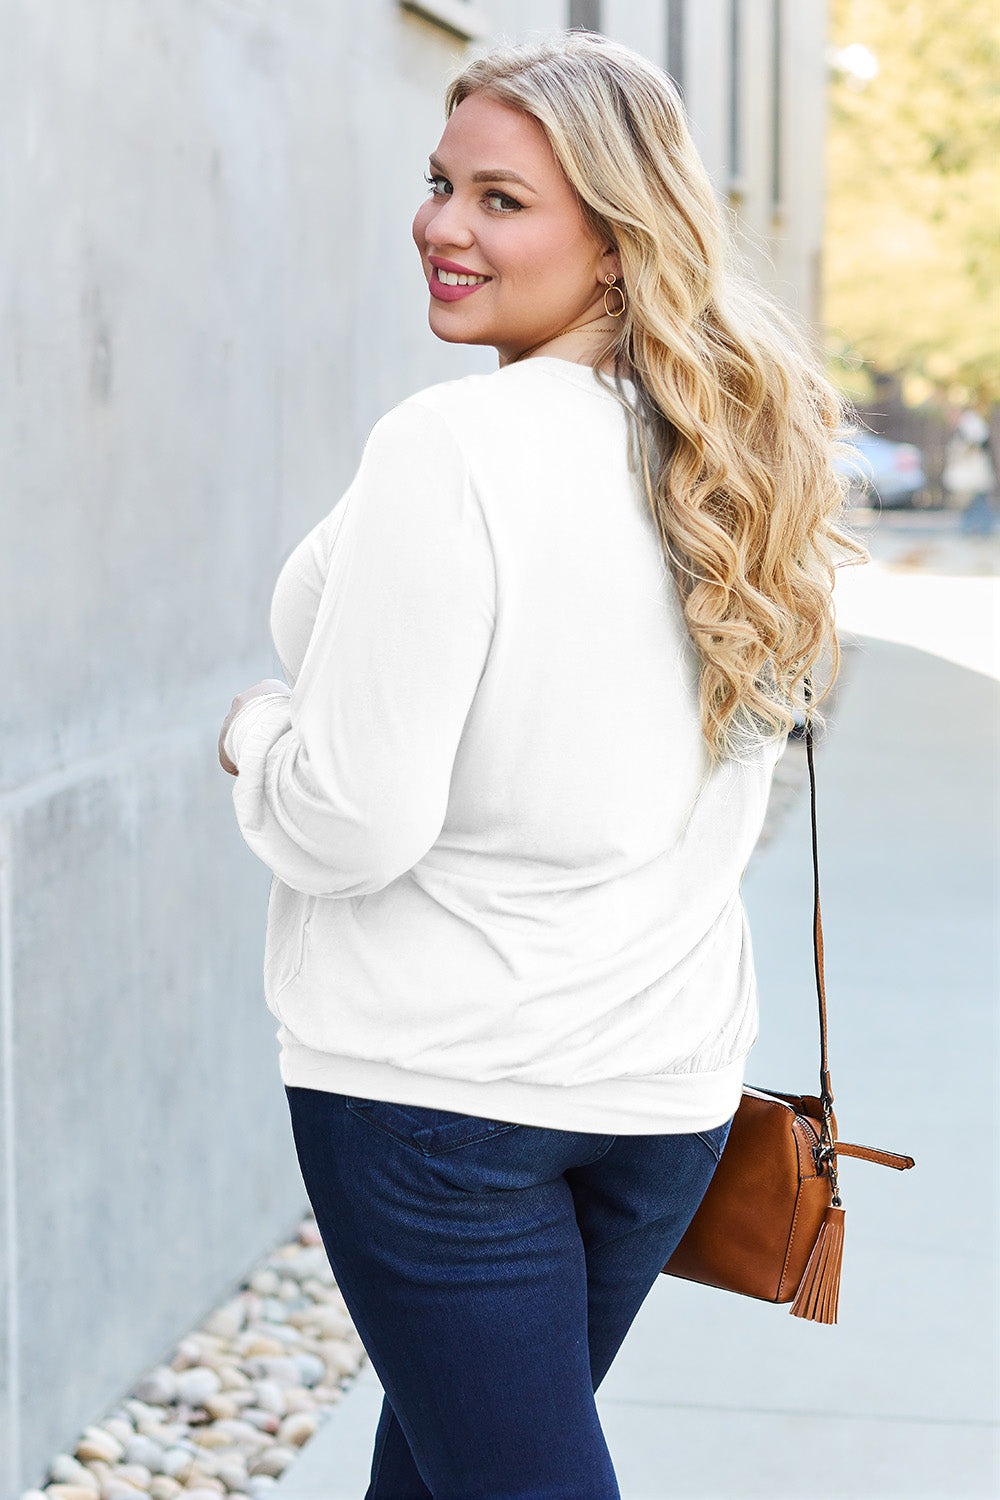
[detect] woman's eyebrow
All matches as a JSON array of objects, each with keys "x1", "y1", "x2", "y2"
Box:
[{"x1": 428, "y1": 153, "x2": 536, "y2": 191}]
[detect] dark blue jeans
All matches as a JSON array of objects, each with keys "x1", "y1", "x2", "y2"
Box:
[{"x1": 285, "y1": 1086, "x2": 732, "y2": 1500}]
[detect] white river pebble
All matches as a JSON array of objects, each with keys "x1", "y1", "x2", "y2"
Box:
[
  {"x1": 203, "y1": 1421, "x2": 266, "y2": 1453},
  {"x1": 133, "y1": 1369, "x2": 178, "y2": 1407},
  {"x1": 237, "y1": 1336, "x2": 284, "y2": 1359},
  {"x1": 213, "y1": 1462, "x2": 248, "y2": 1493},
  {"x1": 184, "y1": 1465, "x2": 223, "y2": 1490},
  {"x1": 172, "y1": 1337, "x2": 204, "y2": 1370},
  {"x1": 122, "y1": 1439, "x2": 162, "y2": 1473},
  {"x1": 238, "y1": 1410, "x2": 279, "y2": 1436},
  {"x1": 48, "y1": 1458, "x2": 97, "y2": 1490},
  {"x1": 299, "y1": 1280, "x2": 334, "y2": 1305},
  {"x1": 155, "y1": 1453, "x2": 192, "y2": 1482},
  {"x1": 276, "y1": 1413, "x2": 317, "y2": 1448},
  {"x1": 248, "y1": 1449, "x2": 295, "y2": 1480},
  {"x1": 311, "y1": 1384, "x2": 342, "y2": 1406},
  {"x1": 200, "y1": 1394, "x2": 239, "y2": 1422},
  {"x1": 189, "y1": 1430, "x2": 231, "y2": 1454},
  {"x1": 147, "y1": 1481, "x2": 181, "y2": 1500},
  {"x1": 320, "y1": 1343, "x2": 360, "y2": 1378},
  {"x1": 174, "y1": 1368, "x2": 222, "y2": 1407},
  {"x1": 112, "y1": 1467, "x2": 150, "y2": 1491},
  {"x1": 292, "y1": 1354, "x2": 325, "y2": 1389},
  {"x1": 204, "y1": 1302, "x2": 245, "y2": 1342},
  {"x1": 185, "y1": 1472, "x2": 224, "y2": 1493},
  {"x1": 132, "y1": 1425, "x2": 179, "y2": 1449},
  {"x1": 267, "y1": 1326, "x2": 300, "y2": 1347},
  {"x1": 102, "y1": 1422, "x2": 134, "y2": 1447},
  {"x1": 248, "y1": 1271, "x2": 279, "y2": 1297},
  {"x1": 121, "y1": 1403, "x2": 164, "y2": 1426},
  {"x1": 291, "y1": 1248, "x2": 329, "y2": 1281},
  {"x1": 75, "y1": 1432, "x2": 124, "y2": 1466},
  {"x1": 310, "y1": 1306, "x2": 352, "y2": 1340},
  {"x1": 244, "y1": 1358, "x2": 300, "y2": 1389},
  {"x1": 249, "y1": 1382, "x2": 284, "y2": 1418},
  {"x1": 280, "y1": 1390, "x2": 315, "y2": 1416},
  {"x1": 99, "y1": 1483, "x2": 145, "y2": 1500}
]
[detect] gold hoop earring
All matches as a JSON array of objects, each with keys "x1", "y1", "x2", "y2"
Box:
[{"x1": 603, "y1": 273, "x2": 626, "y2": 318}]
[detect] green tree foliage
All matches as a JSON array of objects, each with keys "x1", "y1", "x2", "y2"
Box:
[{"x1": 825, "y1": 0, "x2": 1000, "y2": 402}]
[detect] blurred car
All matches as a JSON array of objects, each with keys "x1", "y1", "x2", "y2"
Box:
[{"x1": 836, "y1": 430, "x2": 927, "y2": 507}]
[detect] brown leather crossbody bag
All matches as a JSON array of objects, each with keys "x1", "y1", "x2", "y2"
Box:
[{"x1": 662, "y1": 718, "x2": 914, "y2": 1323}]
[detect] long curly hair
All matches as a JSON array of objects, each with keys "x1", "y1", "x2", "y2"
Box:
[{"x1": 446, "y1": 32, "x2": 865, "y2": 759}]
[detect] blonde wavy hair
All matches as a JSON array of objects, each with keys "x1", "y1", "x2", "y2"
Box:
[{"x1": 446, "y1": 32, "x2": 865, "y2": 759}]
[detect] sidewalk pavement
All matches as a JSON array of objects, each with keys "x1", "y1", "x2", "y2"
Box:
[{"x1": 271, "y1": 559, "x2": 999, "y2": 1496}]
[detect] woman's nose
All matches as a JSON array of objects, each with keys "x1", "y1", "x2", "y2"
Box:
[{"x1": 425, "y1": 196, "x2": 475, "y2": 252}]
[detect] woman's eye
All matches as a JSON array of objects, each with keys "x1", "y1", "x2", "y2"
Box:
[
  {"x1": 422, "y1": 174, "x2": 521, "y2": 214},
  {"x1": 483, "y1": 190, "x2": 523, "y2": 214}
]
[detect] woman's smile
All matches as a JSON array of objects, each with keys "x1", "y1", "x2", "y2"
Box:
[{"x1": 428, "y1": 255, "x2": 493, "y2": 301}]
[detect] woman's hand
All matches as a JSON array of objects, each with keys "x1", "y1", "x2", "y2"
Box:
[{"x1": 218, "y1": 679, "x2": 290, "y2": 776}]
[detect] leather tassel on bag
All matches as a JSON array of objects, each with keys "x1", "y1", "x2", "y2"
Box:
[{"x1": 790, "y1": 1204, "x2": 846, "y2": 1323}]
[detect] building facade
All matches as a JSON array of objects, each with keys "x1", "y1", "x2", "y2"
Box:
[{"x1": 0, "y1": 1, "x2": 827, "y2": 1489}]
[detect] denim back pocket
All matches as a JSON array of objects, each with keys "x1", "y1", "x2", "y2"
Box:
[
  {"x1": 693, "y1": 1116, "x2": 734, "y2": 1163},
  {"x1": 346, "y1": 1096, "x2": 523, "y2": 1156}
]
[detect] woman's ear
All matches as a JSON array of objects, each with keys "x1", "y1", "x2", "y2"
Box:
[{"x1": 600, "y1": 246, "x2": 623, "y2": 285}]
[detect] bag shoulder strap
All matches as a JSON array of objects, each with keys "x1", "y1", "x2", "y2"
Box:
[
  {"x1": 802, "y1": 715, "x2": 915, "y2": 1179},
  {"x1": 804, "y1": 717, "x2": 833, "y2": 1118}
]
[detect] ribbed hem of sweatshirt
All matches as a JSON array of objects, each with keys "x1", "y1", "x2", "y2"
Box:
[{"x1": 276, "y1": 1028, "x2": 746, "y2": 1136}]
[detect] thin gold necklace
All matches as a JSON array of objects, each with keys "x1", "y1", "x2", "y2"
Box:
[{"x1": 512, "y1": 319, "x2": 619, "y2": 365}]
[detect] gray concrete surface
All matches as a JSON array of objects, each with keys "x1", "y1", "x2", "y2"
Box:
[{"x1": 268, "y1": 624, "x2": 1000, "y2": 1499}]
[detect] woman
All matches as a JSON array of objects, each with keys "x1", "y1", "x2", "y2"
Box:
[{"x1": 219, "y1": 32, "x2": 860, "y2": 1500}]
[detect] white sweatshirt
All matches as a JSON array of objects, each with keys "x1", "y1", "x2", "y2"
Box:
[{"x1": 226, "y1": 357, "x2": 783, "y2": 1134}]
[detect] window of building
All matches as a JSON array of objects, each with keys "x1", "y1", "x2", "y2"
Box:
[
  {"x1": 398, "y1": 0, "x2": 492, "y2": 44},
  {"x1": 568, "y1": 0, "x2": 602, "y2": 33},
  {"x1": 666, "y1": 0, "x2": 685, "y2": 95},
  {"x1": 771, "y1": 0, "x2": 784, "y2": 211},
  {"x1": 728, "y1": 0, "x2": 742, "y2": 188}
]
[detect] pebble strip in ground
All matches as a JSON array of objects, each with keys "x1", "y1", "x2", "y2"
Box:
[{"x1": 21, "y1": 1213, "x2": 368, "y2": 1500}]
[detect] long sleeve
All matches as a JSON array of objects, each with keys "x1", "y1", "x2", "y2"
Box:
[
  {"x1": 224, "y1": 360, "x2": 782, "y2": 1135},
  {"x1": 228, "y1": 399, "x2": 496, "y2": 897}
]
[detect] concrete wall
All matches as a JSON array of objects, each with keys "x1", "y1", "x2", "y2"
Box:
[{"x1": 0, "y1": 1, "x2": 825, "y2": 1492}]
